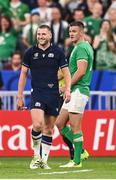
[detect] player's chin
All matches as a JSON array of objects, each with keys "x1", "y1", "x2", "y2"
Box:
[
  {"x1": 71, "y1": 38, "x2": 76, "y2": 43},
  {"x1": 39, "y1": 41, "x2": 47, "y2": 46}
]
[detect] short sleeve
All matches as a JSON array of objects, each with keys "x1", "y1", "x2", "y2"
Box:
[
  {"x1": 75, "y1": 46, "x2": 88, "y2": 62},
  {"x1": 22, "y1": 48, "x2": 31, "y2": 68},
  {"x1": 58, "y1": 49, "x2": 68, "y2": 69}
]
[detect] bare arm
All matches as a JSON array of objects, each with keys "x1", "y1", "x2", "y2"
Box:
[
  {"x1": 58, "y1": 68, "x2": 64, "y2": 80},
  {"x1": 93, "y1": 36, "x2": 101, "y2": 49},
  {"x1": 17, "y1": 65, "x2": 29, "y2": 109},
  {"x1": 71, "y1": 60, "x2": 88, "y2": 86},
  {"x1": 61, "y1": 67, "x2": 71, "y2": 103}
]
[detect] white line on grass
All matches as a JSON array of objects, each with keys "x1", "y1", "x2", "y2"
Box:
[{"x1": 39, "y1": 169, "x2": 93, "y2": 175}]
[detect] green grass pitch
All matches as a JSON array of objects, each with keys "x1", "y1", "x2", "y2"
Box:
[{"x1": 0, "y1": 157, "x2": 116, "y2": 179}]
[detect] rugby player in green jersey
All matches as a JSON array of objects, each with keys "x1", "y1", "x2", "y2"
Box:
[{"x1": 56, "y1": 21, "x2": 93, "y2": 168}]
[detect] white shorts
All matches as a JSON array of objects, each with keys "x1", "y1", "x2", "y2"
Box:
[{"x1": 62, "y1": 88, "x2": 89, "y2": 114}]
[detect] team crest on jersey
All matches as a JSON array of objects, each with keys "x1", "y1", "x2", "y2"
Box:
[
  {"x1": 48, "y1": 83, "x2": 54, "y2": 88},
  {"x1": 33, "y1": 52, "x2": 39, "y2": 59},
  {"x1": 48, "y1": 53, "x2": 54, "y2": 58}
]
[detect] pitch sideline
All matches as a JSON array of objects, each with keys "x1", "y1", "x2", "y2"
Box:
[{"x1": 39, "y1": 169, "x2": 93, "y2": 175}]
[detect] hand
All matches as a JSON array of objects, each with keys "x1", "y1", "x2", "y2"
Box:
[
  {"x1": 64, "y1": 90, "x2": 71, "y2": 103},
  {"x1": 59, "y1": 86, "x2": 65, "y2": 93},
  {"x1": 17, "y1": 96, "x2": 24, "y2": 110}
]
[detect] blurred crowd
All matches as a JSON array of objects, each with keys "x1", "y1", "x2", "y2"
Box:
[{"x1": 0, "y1": 0, "x2": 116, "y2": 71}]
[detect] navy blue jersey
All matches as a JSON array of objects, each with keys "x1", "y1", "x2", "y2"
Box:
[{"x1": 22, "y1": 44, "x2": 68, "y2": 92}]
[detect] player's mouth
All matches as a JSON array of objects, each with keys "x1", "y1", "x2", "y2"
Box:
[{"x1": 70, "y1": 37, "x2": 75, "y2": 40}]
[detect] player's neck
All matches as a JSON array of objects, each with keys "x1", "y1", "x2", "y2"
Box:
[
  {"x1": 38, "y1": 42, "x2": 51, "y2": 51},
  {"x1": 74, "y1": 37, "x2": 85, "y2": 45}
]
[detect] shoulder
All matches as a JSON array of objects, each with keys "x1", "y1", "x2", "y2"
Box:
[
  {"x1": 78, "y1": 41, "x2": 90, "y2": 48},
  {"x1": 84, "y1": 16, "x2": 92, "y2": 21},
  {"x1": 24, "y1": 46, "x2": 34, "y2": 55},
  {"x1": 52, "y1": 44, "x2": 65, "y2": 54},
  {"x1": 75, "y1": 42, "x2": 92, "y2": 52}
]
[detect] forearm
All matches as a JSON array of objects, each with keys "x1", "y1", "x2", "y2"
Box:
[
  {"x1": 18, "y1": 69, "x2": 27, "y2": 97},
  {"x1": 61, "y1": 67, "x2": 71, "y2": 103},
  {"x1": 71, "y1": 70, "x2": 84, "y2": 86},
  {"x1": 63, "y1": 70, "x2": 71, "y2": 91}
]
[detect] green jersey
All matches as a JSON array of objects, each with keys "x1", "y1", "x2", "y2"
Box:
[
  {"x1": 84, "y1": 16, "x2": 102, "y2": 38},
  {"x1": 0, "y1": 0, "x2": 11, "y2": 17},
  {"x1": 0, "y1": 31, "x2": 17, "y2": 60},
  {"x1": 9, "y1": 2, "x2": 29, "y2": 21},
  {"x1": 69, "y1": 41, "x2": 94, "y2": 96}
]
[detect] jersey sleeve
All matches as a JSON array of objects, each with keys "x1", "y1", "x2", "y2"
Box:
[
  {"x1": 22, "y1": 48, "x2": 31, "y2": 68},
  {"x1": 58, "y1": 49, "x2": 68, "y2": 69},
  {"x1": 75, "y1": 46, "x2": 89, "y2": 62}
]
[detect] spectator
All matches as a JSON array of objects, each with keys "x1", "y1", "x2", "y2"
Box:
[
  {"x1": 31, "y1": 0, "x2": 52, "y2": 23},
  {"x1": 87, "y1": 0, "x2": 110, "y2": 16},
  {"x1": 65, "y1": 0, "x2": 86, "y2": 14},
  {"x1": 73, "y1": 8, "x2": 85, "y2": 21},
  {"x1": 104, "y1": 0, "x2": 116, "y2": 19},
  {"x1": 22, "y1": 12, "x2": 40, "y2": 48},
  {"x1": 76, "y1": 0, "x2": 90, "y2": 16},
  {"x1": 84, "y1": 2, "x2": 103, "y2": 39},
  {"x1": 48, "y1": 0, "x2": 66, "y2": 19},
  {"x1": 9, "y1": 0, "x2": 30, "y2": 28},
  {"x1": 107, "y1": 8, "x2": 116, "y2": 41},
  {"x1": 0, "y1": 15, "x2": 17, "y2": 69},
  {"x1": 64, "y1": 0, "x2": 90, "y2": 22},
  {"x1": 100, "y1": 0, "x2": 112, "y2": 15},
  {"x1": 93, "y1": 20, "x2": 116, "y2": 70},
  {"x1": 3, "y1": 51, "x2": 22, "y2": 71},
  {"x1": 47, "y1": 7, "x2": 68, "y2": 49},
  {"x1": 87, "y1": 0, "x2": 100, "y2": 14},
  {"x1": 48, "y1": 0, "x2": 63, "y2": 11}
]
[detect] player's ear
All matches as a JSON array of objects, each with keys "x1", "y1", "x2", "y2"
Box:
[{"x1": 49, "y1": 32, "x2": 52, "y2": 39}]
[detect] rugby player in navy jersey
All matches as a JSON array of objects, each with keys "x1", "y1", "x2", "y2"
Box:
[{"x1": 17, "y1": 25, "x2": 71, "y2": 169}]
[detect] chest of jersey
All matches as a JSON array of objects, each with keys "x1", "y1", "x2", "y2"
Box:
[{"x1": 31, "y1": 51, "x2": 59, "y2": 70}]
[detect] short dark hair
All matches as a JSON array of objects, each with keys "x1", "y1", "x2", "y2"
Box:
[
  {"x1": 69, "y1": 21, "x2": 84, "y2": 29},
  {"x1": 38, "y1": 24, "x2": 51, "y2": 32},
  {"x1": 74, "y1": 8, "x2": 84, "y2": 13},
  {"x1": 11, "y1": 51, "x2": 22, "y2": 59}
]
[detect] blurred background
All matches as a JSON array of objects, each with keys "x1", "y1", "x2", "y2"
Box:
[{"x1": 0, "y1": 0, "x2": 116, "y2": 165}]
